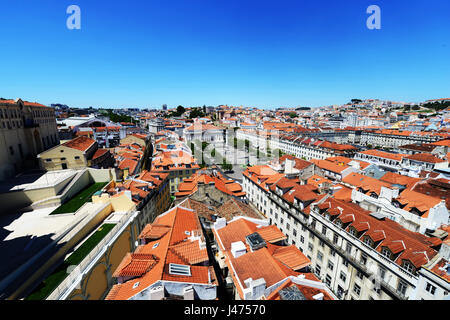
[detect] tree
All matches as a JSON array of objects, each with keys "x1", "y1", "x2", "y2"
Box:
[
  {"x1": 351, "y1": 99, "x2": 362, "y2": 104},
  {"x1": 289, "y1": 112, "x2": 297, "y2": 118},
  {"x1": 412, "y1": 105, "x2": 420, "y2": 110},
  {"x1": 176, "y1": 105, "x2": 186, "y2": 115},
  {"x1": 189, "y1": 108, "x2": 206, "y2": 119}
]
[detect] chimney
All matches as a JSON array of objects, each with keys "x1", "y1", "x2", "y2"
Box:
[
  {"x1": 231, "y1": 241, "x2": 247, "y2": 258},
  {"x1": 149, "y1": 285, "x2": 165, "y2": 300},
  {"x1": 214, "y1": 217, "x2": 227, "y2": 230},
  {"x1": 183, "y1": 286, "x2": 194, "y2": 300},
  {"x1": 243, "y1": 277, "x2": 266, "y2": 300}
]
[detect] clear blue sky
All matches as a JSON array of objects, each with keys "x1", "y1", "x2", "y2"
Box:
[{"x1": 0, "y1": 0, "x2": 449, "y2": 109}]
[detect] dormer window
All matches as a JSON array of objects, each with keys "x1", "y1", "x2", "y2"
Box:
[
  {"x1": 402, "y1": 260, "x2": 416, "y2": 275},
  {"x1": 363, "y1": 236, "x2": 373, "y2": 247},
  {"x1": 381, "y1": 247, "x2": 392, "y2": 260},
  {"x1": 370, "y1": 192, "x2": 378, "y2": 199},
  {"x1": 335, "y1": 219, "x2": 343, "y2": 228},
  {"x1": 349, "y1": 227, "x2": 357, "y2": 237}
]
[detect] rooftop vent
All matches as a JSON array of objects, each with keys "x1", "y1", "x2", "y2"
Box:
[
  {"x1": 169, "y1": 263, "x2": 191, "y2": 277},
  {"x1": 245, "y1": 232, "x2": 266, "y2": 251}
]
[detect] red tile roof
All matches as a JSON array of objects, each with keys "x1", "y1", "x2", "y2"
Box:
[
  {"x1": 315, "y1": 197, "x2": 439, "y2": 269},
  {"x1": 63, "y1": 136, "x2": 96, "y2": 152},
  {"x1": 106, "y1": 205, "x2": 217, "y2": 300}
]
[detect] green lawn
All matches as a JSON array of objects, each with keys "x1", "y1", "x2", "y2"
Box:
[
  {"x1": 50, "y1": 182, "x2": 108, "y2": 215},
  {"x1": 25, "y1": 223, "x2": 116, "y2": 300}
]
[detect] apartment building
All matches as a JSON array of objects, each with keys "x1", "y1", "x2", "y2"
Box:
[
  {"x1": 245, "y1": 167, "x2": 447, "y2": 300},
  {"x1": 105, "y1": 202, "x2": 218, "y2": 300},
  {"x1": 211, "y1": 215, "x2": 336, "y2": 300},
  {"x1": 184, "y1": 122, "x2": 225, "y2": 144},
  {"x1": 401, "y1": 153, "x2": 449, "y2": 176},
  {"x1": 310, "y1": 159, "x2": 356, "y2": 182},
  {"x1": 175, "y1": 170, "x2": 245, "y2": 201},
  {"x1": 355, "y1": 149, "x2": 407, "y2": 172},
  {"x1": 37, "y1": 136, "x2": 99, "y2": 171},
  {"x1": 342, "y1": 172, "x2": 449, "y2": 234},
  {"x1": 104, "y1": 171, "x2": 170, "y2": 230},
  {"x1": 151, "y1": 150, "x2": 200, "y2": 194},
  {"x1": 268, "y1": 155, "x2": 315, "y2": 181},
  {"x1": 242, "y1": 165, "x2": 284, "y2": 217},
  {"x1": 360, "y1": 130, "x2": 443, "y2": 148},
  {"x1": 120, "y1": 133, "x2": 148, "y2": 147},
  {"x1": 414, "y1": 254, "x2": 450, "y2": 300},
  {"x1": 236, "y1": 130, "x2": 358, "y2": 161},
  {"x1": 0, "y1": 98, "x2": 59, "y2": 180}
]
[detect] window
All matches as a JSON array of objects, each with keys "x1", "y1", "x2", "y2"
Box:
[
  {"x1": 319, "y1": 240, "x2": 324, "y2": 248},
  {"x1": 356, "y1": 270, "x2": 364, "y2": 280},
  {"x1": 300, "y1": 235, "x2": 304, "y2": 243},
  {"x1": 349, "y1": 228, "x2": 357, "y2": 237},
  {"x1": 337, "y1": 285, "x2": 345, "y2": 299},
  {"x1": 74, "y1": 156, "x2": 80, "y2": 160},
  {"x1": 325, "y1": 274, "x2": 332, "y2": 287},
  {"x1": 322, "y1": 225, "x2": 327, "y2": 235},
  {"x1": 343, "y1": 260, "x2": 349, "y2": 267},
  {"x1": 345, "y1": 243, "x2": 352, "y2": 254},
  {"x1": 402, "y1": 261, "x2": 415, "y2": 274},
  {"x1": 378, "y1": 266, "x2": 386, "y2": 280},
  {"x1": 330, "y1": 248, "x2": 336, "y2": 257},
  {"x1": 286, "y1": 223, "x2": 290, "y2": 231},
  {"x1": 317, "y1": 251, "x2": 323, "y2": 261},
  {"x1": 333, "y1": 233, "x2": 338, "y2": 245},
  {"x1": 293, "y1": 229, "x2": 297, "y2": 237},
  {"x1": 360, "y1": 253, "x2": 368, "y2": 265},
  {"x1": 339, "y1": 271, "x2": 347, "y2": 282},
  {"x1": 397, "y1": 280, "x2": 407, "y2": 296},
  {"x1": 315, "y1": 265, "x2": 321, "y2": 276},
  {"x1": 46, "y1": 159, "x2": 52, "y2": 162},
  {"x1": 9, "y1": 146, "x2": 14, "y2": 155},
  {"x1": 425, "y1": 283, "x2": 436, "y2": 295},
  {"x1": 363, "y1": 236, "x2": 373, "y2": 247},
  {"x1": 308, "y1": 243, "x2": 314, "y2": 251},
  {"x1": 381, "y1": 247, "x2": 391, "y2": 259},
  {"x1": 353, "y1": 283, "x2": 361, "y2": 296},
  {"x1": 327, "y1": 260, "x2": 334, "y2": 271}
]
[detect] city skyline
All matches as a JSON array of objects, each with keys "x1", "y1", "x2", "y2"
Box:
[{"x1": 0, "y1": 0, "x2": 449, "y2": 109}]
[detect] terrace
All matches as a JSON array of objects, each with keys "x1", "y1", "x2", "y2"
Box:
[
  {"x1": 25, "y1": 223, "x2": 116, "y2": 300},
  {"x1": 50, "y1": 182, "x2": 109, "y2": 215}
]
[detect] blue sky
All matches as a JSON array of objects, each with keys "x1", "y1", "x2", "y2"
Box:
[{"x1": 0, "y1": 0, "x2": 449, "y2": 109}]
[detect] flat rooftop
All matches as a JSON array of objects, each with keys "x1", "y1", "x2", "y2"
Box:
[
  {"x1": 0, "y1": 170, "x2": 78, "y2": 193},
  {"x1": 0, "y1": 201, "x2": 105, "y2": 282}
]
